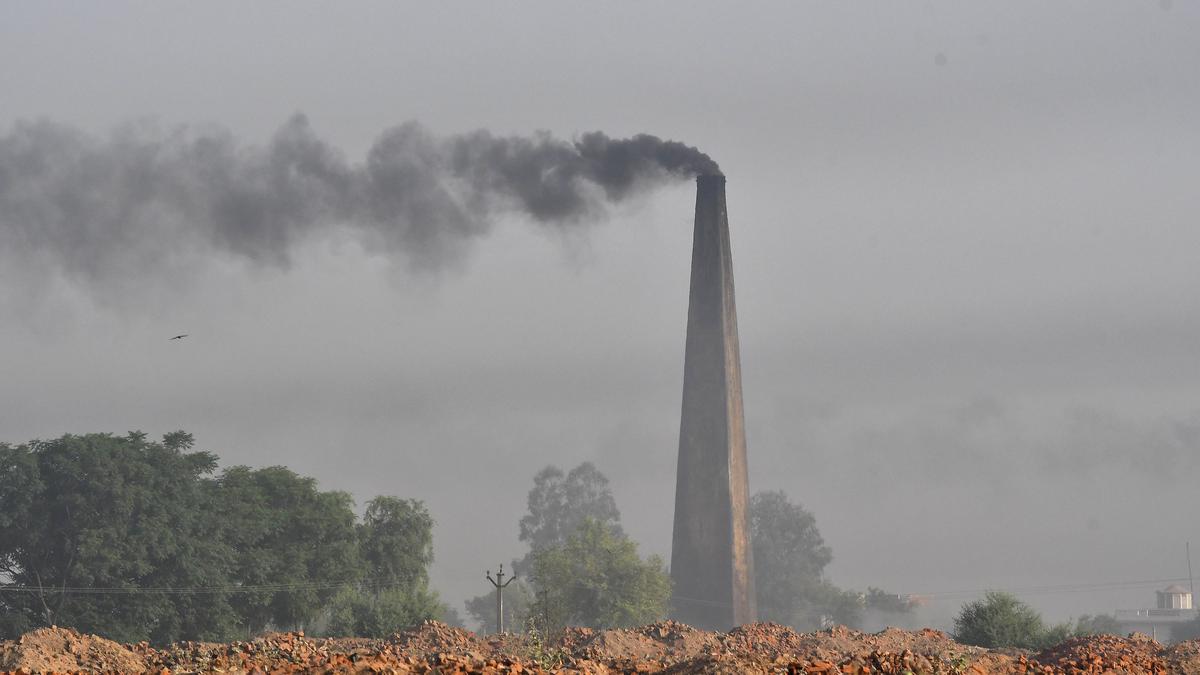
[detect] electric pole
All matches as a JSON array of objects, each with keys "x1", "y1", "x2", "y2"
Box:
[
  {"x1": 1188, "y1": 542, "x2": 1195, "y2": 604},
  {"x1": 486, "y1": 564, "x2": 517, "y2": 633}
]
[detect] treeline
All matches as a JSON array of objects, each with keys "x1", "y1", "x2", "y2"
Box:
[
  {"x1": 0, "y1": 432, "x2": 448, "y2": 644},
  {"x1": 953, "y1": 591, "x2": 1122, "y2": 649},
  {"x1": 2, "y1": 432, "x2": 916, "y2": 644},
  {"x1": 749, "y1": 490, "x2": 919, "y2": 629},
  {"x1": 465, "y1": 463, "x2": 672, "y2": 633},
  {"x1": 464, "y1": 463, "x2": 916, "y2": 633}
]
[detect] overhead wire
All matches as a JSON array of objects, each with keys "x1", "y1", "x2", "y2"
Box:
[{"x1": 0, "y1": 575, "x2": 1190, "y2": 607}]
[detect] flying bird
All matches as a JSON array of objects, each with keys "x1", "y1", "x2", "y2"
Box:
[{"x1": 169, "y1": 334, "x2": 188, "y2": 340}]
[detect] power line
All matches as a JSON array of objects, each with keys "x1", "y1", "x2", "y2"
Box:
[
  {"x1": 2, "y1": 574, "x2": 1190, "y2": 606},
  {"x1": 671, "y1": 576, "x2": 1196, "y2": 612},
  {"x1": 0, "y1": 577, "x2": 406, "y2": 596},
  {"x1": 902, "y1": 576, "x2": 1194, "y2": 601}
]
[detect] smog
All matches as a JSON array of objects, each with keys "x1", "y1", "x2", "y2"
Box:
[{"x1": 2, "y1": 4, "x2": 1199, "y2": 673}]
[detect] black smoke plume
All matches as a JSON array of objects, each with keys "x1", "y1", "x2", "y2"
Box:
[{"x1": 0, "y1": 115, "x2": 719, "y2": 296}]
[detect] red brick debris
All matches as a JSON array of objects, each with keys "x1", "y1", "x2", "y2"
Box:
[{"x1": 2, "y1": 621, "x2": 1197, "y2": 674}]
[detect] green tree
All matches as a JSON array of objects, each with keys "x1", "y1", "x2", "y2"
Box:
[
  {"x1": 814, "y1": 585, "x2": 867, "y2": 628},
  {"x1": 325, "y1": 586, "x2": 444, "y2": 638},
  {"x1": 1073, "y1": 613, "x2": 1121, "y2": 637},
  {"x1": 0, "y1": 440, "x2": 43, "y2": 639},
  {"x1": 865, "y1": 587, "x2": 917, "y2": 614},
  {"x1": 0, "y1": 432, "x2": 236, "y2": 643},
  {"x1": 1041, "y1": 621, "x2": 1075, "y2": 648},
  {"x1": 749, "y1": 491, "x2": 912, "y2": 630},
  {"x1": 466, "y1": 462, "x2": 622, "y2": 631},
  {"x1": 1, "y1": 431, "x2": 449, "y2": 643},
  {"x1": 953, "y1": 591, "x2": 1047, "y2": 649},
  {"x1": 518, "y1": 463, "x2": 622, "y2": 563},
  {"x1": 359, "y1": 497, "x2": 435, "y2": 592},
  {"x1": 528, "y1": 519, "x2": 670, "y2": 631},
  {"x1": 439, "y1": 605, "x2": 466, "y2": 628},
  {"x1": 323, "y1": 496, "x2": 443, "y2": 637},
  {"x1": 210, "y1": 465, "x2": 361, "y2": 634},
  {"x1": 750, "y1": 490, "x2": 835, "y2": 629}
]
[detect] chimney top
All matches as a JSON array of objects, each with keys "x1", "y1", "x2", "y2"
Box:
[{"x1": 696, "y1": 174, "x2": 726, "y2": 186}]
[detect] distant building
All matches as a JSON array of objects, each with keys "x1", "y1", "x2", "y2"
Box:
[
  {"x1": 1116, "y1": 585, "x2": 1198, "y2": 642},
  {"x1": 1158, "y1": 585, "x2": 1193, "y2": 610}
]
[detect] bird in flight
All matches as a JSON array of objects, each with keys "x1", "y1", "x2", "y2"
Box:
[{"x1": 169, "y1": 334, "x2": 188, "y2": 341}]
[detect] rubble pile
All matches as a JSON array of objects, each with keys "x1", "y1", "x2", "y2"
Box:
[
  {"x1": 0, "y1": 627, "x2": 146, "y2": 674},
  {"x1": 565, "y1": 620, "x2": 721, "y2": 664},
  {"x1": 1165, "y1": 640, "x2": 1200, "y2": 673},
  {"x1": 3, "y1": 622, "x2": 1200, "y2": 674},
  {"x1": 133, "y1": 631, "x2": 356, "y2": 673},
  {"x1": 386, "y1": 620, "x2": 487, "y2": 655},
  {"x1": 1034, "y1": 633, "x2": 1167, "y2": 674},
  {"x1": 713, "y1": 624, "x2": 1000, "y2": 673}
]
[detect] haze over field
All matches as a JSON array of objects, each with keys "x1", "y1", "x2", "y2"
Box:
[{"x1": 2, "y1": 2, "x2": 1198, "y2": 630}]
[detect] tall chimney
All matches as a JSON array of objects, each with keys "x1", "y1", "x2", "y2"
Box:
[{"x1": 670, "y1": 174, "x2": 756, "y2": 630}]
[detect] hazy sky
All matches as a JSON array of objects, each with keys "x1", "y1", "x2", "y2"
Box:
[{"x1": 2, "y1": 2, "x2": 1198, "y2": 630}]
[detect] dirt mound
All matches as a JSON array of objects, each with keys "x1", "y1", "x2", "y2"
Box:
[
  {"x1": 136, "y1": 631, "x2": 361, "y2": 673},
  {"x1": 554, "y1": 625, "x2": 597, "y2": 654},
  {"x1": 661, "y1": 653, "x2": 778, "y2": 674},
  {"x1": 720, "y1": 621, "x2": 812, "y2": 657},
  {"x1": 9, "y1": 622, "x2": 1199, "y2": 674},
  {"x1": 385, "y1": 619, "x2": 486, "y2": 654},
  {"x1": 1035, "y1": 632, "x2": 1167, "y2": 674},
  {"x1": 0, "y1": 626, "x2": 146, "y2": 674},
  {"x1": 1166, "y1": 639, "x2": 1200, "y2": 674},
  {"x1": 567, "y1": 620, "x2": 721, "y2": 663},
  {"x1": 717, "y1": 623, "x2": 1006, "y2": 673}
]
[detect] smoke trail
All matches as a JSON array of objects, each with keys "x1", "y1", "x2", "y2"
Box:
[{"x1": 0, "y1": 114, "x2": 719, "y2": 297}]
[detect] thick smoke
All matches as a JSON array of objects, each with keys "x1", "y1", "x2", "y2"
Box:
[{"x1": 0, "y1": 114, "x2": 719, "y2": 297}]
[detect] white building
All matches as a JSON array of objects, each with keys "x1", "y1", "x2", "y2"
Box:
[{"x1": 1115, "y1": 585, "x2": 1198, "y2": 642}]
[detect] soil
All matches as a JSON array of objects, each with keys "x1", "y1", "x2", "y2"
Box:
[
  {"x1": 3, "y1": 621, "x2": 1199, "y2": 674},
  {"x1": 1166, "y1": 640, "x2": 1200, "y2": 674},
  {"x1": 0, "y1": 627, "x2": 146, "y2": 674},
  {"x1": 1035, "y1": 633, "x2": 1168, "y2": 674}
]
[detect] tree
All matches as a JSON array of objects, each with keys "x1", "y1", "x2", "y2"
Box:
[
  {"x1": 749, "y1": 491, "x2": 913, "y2": 630},
  {"x1": 359, "y1": 497, "x2": 435, "y2": 593},
  {"x1": 1073, "y1": 613, "x2": 1121, "y2": 637},
  {"x1": 865, "y1": 587, "x2": 917, "y2": 614},
  {"x1": 439, "y1": 605, "x2": 466, "y2": 628},
  {"x1": 325, "y1": 586, "x2": 444, "y2": 638},
  {"x1": 750, "y1": 490, "x2": 835, "y2": 629},
  {"x1": 0, "y1": 440, "x2": 43, "y2": 639},
  {"x1": 210, "y1": 465, "x2": 361, "y2": 634},
  {"x1": 466, "y1": 462, "x2": 622, "y2": 631},
  {"x1": 528, "y1": 519, "x2": 671, "y2": 631},
  {"x1": 1, "y1": 431, "x2": 448, "y2": 644},
  {"x1": 954, "y1": 591, "x2": 1047, "y2": 649},
  {"x1": 0, "y1": 432, "x2": 235, "y2": 643},
  {"x1": 518, "y1": 463, "x2": 622, "y2": 563},
  {"x1": 323, "y1": 496, "x2": 443, "y2": 637}
]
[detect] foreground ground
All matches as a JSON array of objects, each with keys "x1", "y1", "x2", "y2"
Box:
[{"x1": 2, "y1": 621, "x2": 1197, "y2": 674}]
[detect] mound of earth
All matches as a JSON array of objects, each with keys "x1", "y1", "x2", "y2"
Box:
[
  {"x1": 3, "y1": 622, "x2": 1199, "y2": 674},
  {"x1": 567, "y1": 620, "x2": 722, "y2": 663},
  {"x1": 1035, "y1": 632, "x2": 1167, "y2": 674},
  {"x1": 385, "y1": 620, "x2": 486, "y2": 655},
  {"x1": 717, "y1": 623, "x2": 1002, "y2": 672},
  {"x1": 136, "y1": 631, "x2": 359, "y2": 673},
  {"x1": 0, "y1": 626, "x2": 146, "y2": 674},
  {"x1": 1166, "y1": 639, "x2": 1200, "y2": 674}
]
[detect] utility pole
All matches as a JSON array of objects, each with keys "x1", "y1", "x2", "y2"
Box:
[
  {"x1": 485, "y1": 564, "x2": 517, "y2": 633},
  {"x1": 1188, "y1": 542, "x2": 1195, "y2": 604}
]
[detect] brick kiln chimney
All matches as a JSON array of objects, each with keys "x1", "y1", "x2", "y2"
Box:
[{"x1": 670, "y1": 174, "x2": 756, "y2": 630}]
